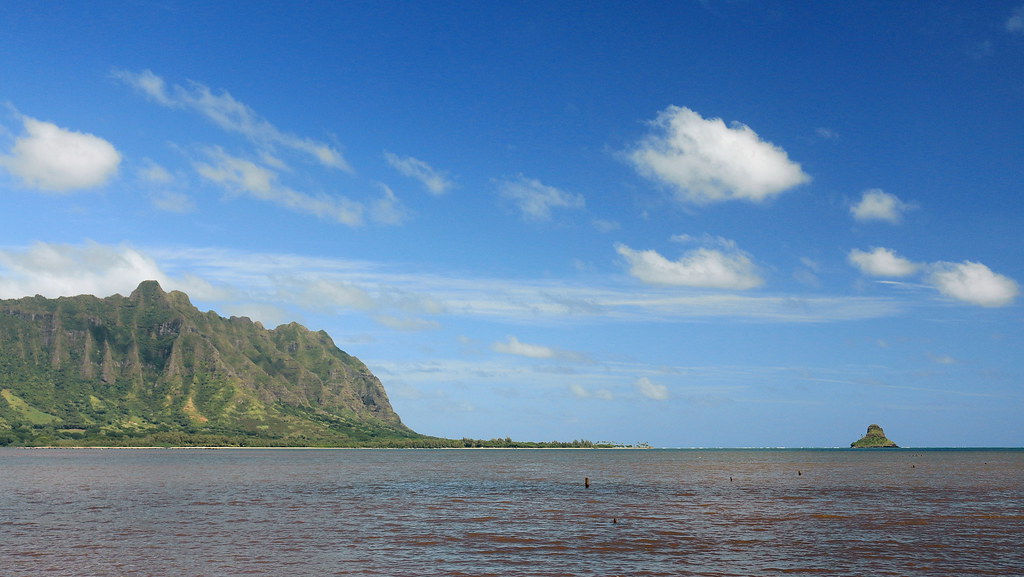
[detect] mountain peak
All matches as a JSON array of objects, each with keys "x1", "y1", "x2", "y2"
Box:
[
  {"x1": 129, "y1": 279, "x2": 166, "y2": 299},
  {"x1": 0, "y1": 285, "x2": 419, "y2": 446}
]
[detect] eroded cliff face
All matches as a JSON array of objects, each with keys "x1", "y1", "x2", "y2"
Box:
[{"x1": 0, "y1": 280, "x2": 415, "y2": 445}]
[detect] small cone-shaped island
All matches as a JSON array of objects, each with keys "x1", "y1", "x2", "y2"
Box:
[{"x1": 851, "y1": 424, "x2": 899, "y2": 448}]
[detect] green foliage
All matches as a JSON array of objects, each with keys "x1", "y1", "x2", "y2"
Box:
[
  {"x1": 850, "y1": 424, "x2": 899, "y2": 448},
  {"x1": 0, "y1": 281, "x2": 420, "y2": 447}
]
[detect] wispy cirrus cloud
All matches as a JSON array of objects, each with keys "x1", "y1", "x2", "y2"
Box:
[
  {"x1": 0, "y1": 242, "x2": 908, "y2": 329},
  {"x1": 491, "y1": 336, "x2": 587, "y2": 362},
  {"x1": 1007, "y1": 5, "x2": 1024, "y2": 34},
  {"x1": 194, "y1": 147, "x2": 364, "y2": 226},
  {"x1": 497, "y1": 174, "x2": 585, "y2": 221},
  {"x1": 0, "y1": 114, "x2": 121, "y2": 192},
  {"x1": 635, "y1": 377, "x2": 670, "y2": 400},
  {"x1": 569, "y1": 383, "x2": 614, "y2": 400},
  {"x1": 114, "y1": 69, "x2": 350, "y2": 172},
  {"x1": 384, "y1": 152, "x2": 453, "y2": 195},
  {"x1": 136, "y1": 159, "x2": 196, "y2": 213},
  {"x1": 628, "y1": 106, "x2": 809, "y2": 204}
]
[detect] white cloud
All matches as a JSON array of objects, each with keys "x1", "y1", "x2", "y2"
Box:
[
  {"x1": 850, "y1": 189, "x2": 914, "y2": 224},
  {"x1": 616, "y1": 242, "x2": 763, "y2": 290},
  {"x1": 0, "y1": 242, "x2": 167, "y2": 299},
  {"x1": 136, "y1": 159, "x2": 195, "y2": 213},
  {"x1": 848, "y1": 247, "x2": 920, "y2": 277},
  {"x1": 569, "y1": 384, "x2": 613, "y2": 400},
  {"x1": 0, "y1": 115, "x2": 121, "y2": 192},
  {"x1": 301, "y1": 279, "x2": 377, "y2": 311},
  {"x1": 492, "y1": 336, "x2": 557, "y2": 359},
  {"x1": 150, "y1": 190, "x2": 196, "y2": 213},
  {"x1": 927, "y1": 261, "x2": 1019, "y2": 307},
  {"x1": 374, "y1": 314, "x2": 441, "y2": 332},
  {"x1": 793, "y1": 257, "x2": 822, "y2": 288},
  {"x1": 1007, "y1": 6, "x2": 1024, "y2": 33},
  {"x1": 195, "y1": 147, "x2": 363, "y2": 226},
  {"x1": 490, "y1": 336, "x2": 589, "y2": 362},
  {"x1": 115, "y1": 69, "x2": 350, "y2": 171},
  {"x1": 628, "y1": 106, "x2": 810, "y2": 204},
  {"x1": 635, "y1": 377, "x2": 669, "y2": 400},
  {"x1": 497, "y1": 175, "x2": 585, "y2": 221},
  {"x1": 384, "y1": 152, "x2": 453, "y2": 195},
  {"x1": 7, "y1": 242, "x2": 903, "y2": 332},
  {"x1": 137, "y1": 159, "x2": 173, "y2": 184},
  {"x1": 928, "y1": 353, "x2": 957, "y2": 365},
  {"x1": 370, "y1": 184, "x2": 410, "y2": 225}
]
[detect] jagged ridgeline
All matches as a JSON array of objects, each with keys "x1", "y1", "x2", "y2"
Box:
[{"x1": 0, "y1": 280, "x2": 425, "y2": 446}]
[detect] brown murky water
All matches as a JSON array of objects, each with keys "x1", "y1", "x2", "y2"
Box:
[{"x1": 2, "y1": 448, "x2": 1021, "y2": 576}]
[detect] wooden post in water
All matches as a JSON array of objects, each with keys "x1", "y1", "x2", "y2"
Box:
[{"x1": 584, "y1": 477, "x2": 590, "y2": 488}]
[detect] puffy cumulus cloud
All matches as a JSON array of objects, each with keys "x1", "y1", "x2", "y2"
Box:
[
  {"x1": 927, "y1": 261, "x2": 1019, "y2": 307},
  {"x1": 195, "y1": 147, "x2": 363, "y2": 226},
  {"x1": 850, "y1": 189, "x2": 915, "y2": 224},
  {"x1": 497, "y1": 175, "x2": 585, "y2": 221},
  {"x1": 384, "y1": 152, "x2": 453, "y2": 195},
  {"x1": 635, "y1": 377, "x2": 669, "y2": 400},
  {"x1": 848, "y1": 247, "x2": 920, "y2": 277},
  {"x1": 0, "y1": 242, "x2": 167, "y2": 299},
  {"x1": 114, "y1": 69, "x2": 350, "y2": 171},
  {"x1": 615, "y1": 242, "x2": 763, "y2": 290},
  {"x1": 0, "y1": 115, "x2": 121, "y2": 192},
  {"x1": 628, "y1": 106, "x2": 810, "y2": 204}
]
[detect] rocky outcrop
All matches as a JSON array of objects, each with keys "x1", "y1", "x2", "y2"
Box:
[{"x1": 851, "y1": 424, "x2": 899, "y2": 448}]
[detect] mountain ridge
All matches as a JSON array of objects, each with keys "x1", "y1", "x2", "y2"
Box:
[{"x1": 0, "y1": 280, "x2": 422, "y2": 446}]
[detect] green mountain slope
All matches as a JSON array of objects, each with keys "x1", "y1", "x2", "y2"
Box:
[
  {"x1": 0, "y1": 281, "x2": 423, "y2": 446},
  {"x1": 850, "y1": 424, "x2": 899, "y2": 448}
]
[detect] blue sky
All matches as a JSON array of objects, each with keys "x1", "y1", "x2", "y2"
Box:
[{"x1": 1, "y1": 1, "x2": 1022, "y2": 447}]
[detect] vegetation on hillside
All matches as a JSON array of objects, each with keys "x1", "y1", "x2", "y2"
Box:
[
  {"x1": 850, "y1": 424, "x2": 899, "y2": 448},
  {"x1": 0, "y1": 281, "x2": 610, "y2": 449}
]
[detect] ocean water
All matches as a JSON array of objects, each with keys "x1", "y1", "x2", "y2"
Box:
[{"x1": 1, "y1": 448, "x2": 1021, "y2": 576}]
